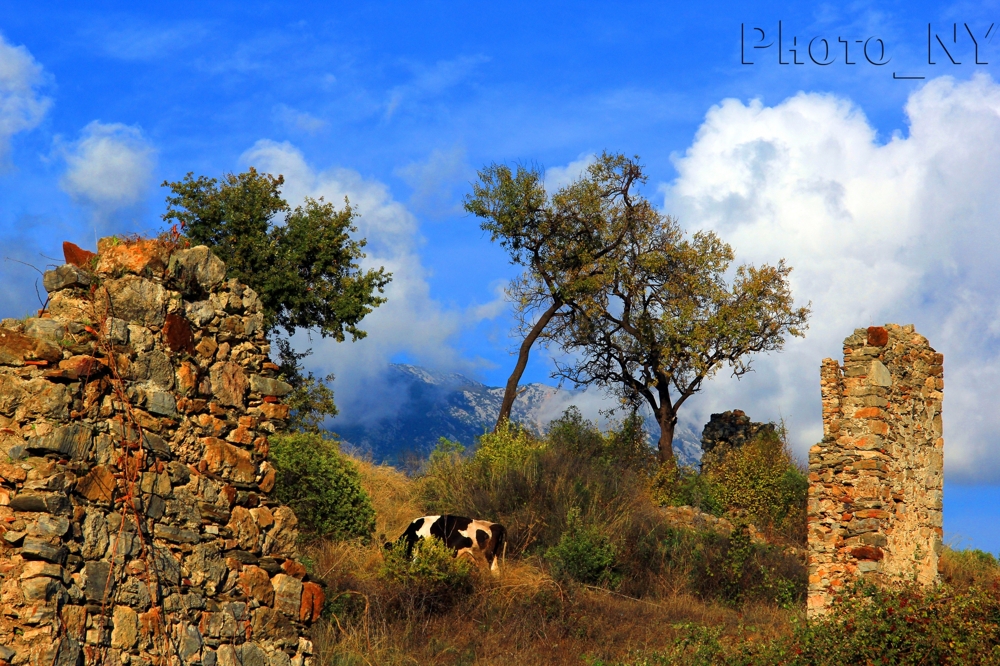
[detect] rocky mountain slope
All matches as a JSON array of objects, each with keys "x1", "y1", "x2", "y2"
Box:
[{"x1": 332, "y1": 364, "x2": 703, "y2": 466}]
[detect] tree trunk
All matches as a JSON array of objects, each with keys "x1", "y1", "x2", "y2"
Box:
[
  {"x1": 495, "y1": 299, "x2": 563, "y2": 431},
  {"x1": 655, "y1": 408, "x2": 677, "y2": 465}
]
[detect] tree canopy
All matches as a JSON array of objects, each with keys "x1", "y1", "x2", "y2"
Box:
[
  {"x1": 553, "y1": 218, "x2": 811, "y2": 464},
  {"x1": 162, "y1": 168, "x2": 391, "y2": 431},
  {"x1": 163, "y1": 168, "x2": 390, "y2": 342},
  {"x1": 464, "y1": 153, "x2": 656, "y2": 428}
]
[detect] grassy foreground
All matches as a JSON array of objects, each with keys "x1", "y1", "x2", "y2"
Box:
[{"x1": 286, "y1": 416, "x2": 1000, "y2": 665}]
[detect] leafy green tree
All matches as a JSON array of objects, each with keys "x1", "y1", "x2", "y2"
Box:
[
  {"x1": 162, "y1": 168, "x2": 391, "y2": 428},
  {"x1": 464, "y1": 153, "x2": 656, "y2": 429},
  {"x1": 553, "y1": 221, "x2": 810, "y2": 465}
]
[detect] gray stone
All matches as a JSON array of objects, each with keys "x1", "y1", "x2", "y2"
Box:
[
  {"x1": 147, "y1": 390, "x2": 179, "y2": 417},
  {"x1": 869, "y1": 359, "x2": 892, "y2": 387},
  {"x1": 107, "y1": 530, "x2": 141, "y2": 559},
  {"x1": 188, "y1": 543, "x2": 228, "y2": 595},
  {"x1": 81, "y1": 512, "x2": 109, "y2": 560},
  {"x1": 218, "y1": 643, "x2": 268, "y2": 666},
  {"x1": 168, "y1": 246, "x2": 226, "y2": 294},
  {"x1": 154, "y1": 545, "x2": 181, "y2": 585},
  {"x1": 140, "y1": 470, "x2": 172, "y2": 498},
  {"x1": 105, "y1": 317, "x2": 130, "y2": 345},
  {"x1": 249, "y1": 375, "x2": 292, "y2": 397},
  {"x1": 3, "y1": 529, "x2": 25, "y2": 545},
  {"x1": 268, "y1": 649, "x2": 292, "y2": 666},
  {"x1": 133, "y1": 351, "x2": 174, "y2": 389},
  {"x1": 245, "y1": 312, "x2": 264, "y2": 336},
  {"x1": 43, "y1": 265, "x2": 92, "y2": 292},
  {"x1": 22, "y1": 537, "x2": 67, "y2": 563},
  {"x1": 142, "y1": 493, "x2": 166, "y2": 519},
  {"x1": 102, "y1": 275, "x2": 168, "y2": 327},
  {"x1": 41, "y1": 637, "x2": 82, "y2": 666},
  {"x1": 198, "y1": 501, "x2": 231, "y2": 524},
  {"x1": 154, "y1": 523, "x2": 200, "y2": 544},
  {"x1": 127, "y1": 324, "x2": 154, "y2": 352},
  {"x1": 24, "y1": 317, "x2": 67, "y2": 342},
  {"x1": 186, "y1": 300, "x2": 217, "y2": 326},
  {"x1": 143, "y1": 431, "x2": 172, "y2": 458},
  {"x1": 117, "y1": 577, "x2": 152, "y2": 610},
  {"x1": 223, "y1": 549, "x2": 258, "y2": 565},
  {"x1": 0, "y1": 645, "x2": 14, "y2": 661},
  {"x1": 271, "y1": 573, "x2": 302, "y2": 617},
  {"x1": 177, "y1": 622, "x2": 203, "y2": 662},
  {"x1": 251, "y1": 606, "x2": 299, "y2": 647},
  {"x1": 21, "y1": 576, "x2": 62, "y2": 602},
  {"x1": 26, "y1": 424, "x2": 92, "y2": 460},
  {"x1": 82, "y1": 560, "x2": 111, "y2": 602},
  {"x1": 168, "y1": 460, "x2": 191, "y2": 484},
  {"x1": 27, "y1": 515, "x2": 70, "y2": 537}
]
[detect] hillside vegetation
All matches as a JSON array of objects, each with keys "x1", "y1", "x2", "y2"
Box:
[{"x1": 266, "y1": 411, "x2": 1000, "y2": 665}]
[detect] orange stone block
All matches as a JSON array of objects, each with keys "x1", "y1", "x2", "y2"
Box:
[
  {"x1": 300, "y1": 582, "x2": 325, "y2": 623},
  {"x1": 853, "y1": 407, "x2": 881, "y2": 418}
]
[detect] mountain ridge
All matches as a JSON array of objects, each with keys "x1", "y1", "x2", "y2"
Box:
[{"x1": 331, "y1": 363, "x2": 703, "y2": 466}]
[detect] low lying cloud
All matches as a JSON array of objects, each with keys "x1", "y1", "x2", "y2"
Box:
[
  {"x1": 59, "y1": 121, "x2": 156, "y2": 222},
  {"x1": 240, "y1": 139, "x2": 503, "y2": 425},
  {"x1": 661, "y1": 74, "x2": 1000, "y2": 482},
  {"x1": 273, "y1": 104, "x2": 327, "y2": 134},
  {"x1": 0, "y1": 33, "x2": 50, "y2": 165},
  {"x1": 395, "y1": 145, "x2": 472, "y2": 217},
  {"x1": 543, "y1": 153, "x2": 595, "y2": 193},
  {"x1": 385, "y1": 55, "x2": 489, "y2": 119}
]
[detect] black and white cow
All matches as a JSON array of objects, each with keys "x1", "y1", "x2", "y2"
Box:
[{"x1": 385, "y1": 515, "x2": 506, "y2": 573}]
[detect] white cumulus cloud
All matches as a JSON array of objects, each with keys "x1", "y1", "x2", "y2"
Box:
[
  {"x1": 0, "y1": 33, "x2": 50, "y2": 164},
  {"x1": 60, "y1": 121, "x2": 156, "y2": 219},
  {"x1": 662, "y1": 74, "x2": 1000, "y2": 482}
]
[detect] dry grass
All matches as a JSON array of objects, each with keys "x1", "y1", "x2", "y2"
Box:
[
  {"x1": 309, "y1": 537, "x2": 798, "y2": 666},
  {"x1": 939, "y1": 544, "x2": 1000, "y2": 589},
  {"x1": 306, "y1": 454, "x2": 801, "y2": 666},
  {"x1": 352, "y1": 458, "x2": 426, "y2": 541}
]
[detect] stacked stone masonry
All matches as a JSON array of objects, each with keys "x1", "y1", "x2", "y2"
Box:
[
  {"x1": 807, "y1": 324, "x2": 944, "y2": 617},
  {"x1": 0, "y1": 239, "x2": 323, "y2": 665}
]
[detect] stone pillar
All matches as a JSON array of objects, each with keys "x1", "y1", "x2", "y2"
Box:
[
  {"x1": 807, "y1": 324, "x2": 944, "y2": 617},
  {"x1": 0, "y1": 240, "x2": 321, "y2": 665}
]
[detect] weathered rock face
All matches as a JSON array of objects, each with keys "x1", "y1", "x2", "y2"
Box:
[
  {"x1": 0, "y1": 239, "x2": 319, "y2": 666},
  {"x1": 699, "y1": 409, "x2": 776, "y2": 456},
  {"x1": 807, "y1": 325, "x2": 944, "y2": 617}
]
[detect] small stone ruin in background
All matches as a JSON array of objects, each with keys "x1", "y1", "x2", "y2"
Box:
[{"x1": 699, "y1": 409, "x2": 777, "y2": 457}]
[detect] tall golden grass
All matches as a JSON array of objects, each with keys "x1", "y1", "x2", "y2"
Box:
[{"x1": 306, "y1": 451, "x2": 801, "y2": 665}]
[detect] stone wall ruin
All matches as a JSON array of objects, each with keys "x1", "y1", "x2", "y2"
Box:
[
  {"x1": 807, "y1": 324, "x2": 944, "y2": 616},
  {"x1": 0, "y1": 239, "x2": 323, "y2": 665}
]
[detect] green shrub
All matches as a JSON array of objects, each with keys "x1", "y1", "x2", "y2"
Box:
[
  {"x1": 545, "y1": 508, "x2": 619, "y2": 587},
  {"x1": 420, "y1": 408, "x2": 653, "y2": 557},
  {"x1": 653, "y1": 426, "x2": 807, "y2": 544},
  {"x1": 378, "y1": 536, "x2": 475, "y2": 614},
  {"x1": 473, "y1": 419, "x2": 541, "y2": 469},
  {"x1": 268, "y1": 432, "x2": 375, "y2": 541},
  {"x1": 652, "y1": 464, "x2": 724, "y2": 516}
]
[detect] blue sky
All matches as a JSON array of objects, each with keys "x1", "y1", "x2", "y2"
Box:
[{"x1": 3, "y1": 2, "x2": 1000, "y2": 550}]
